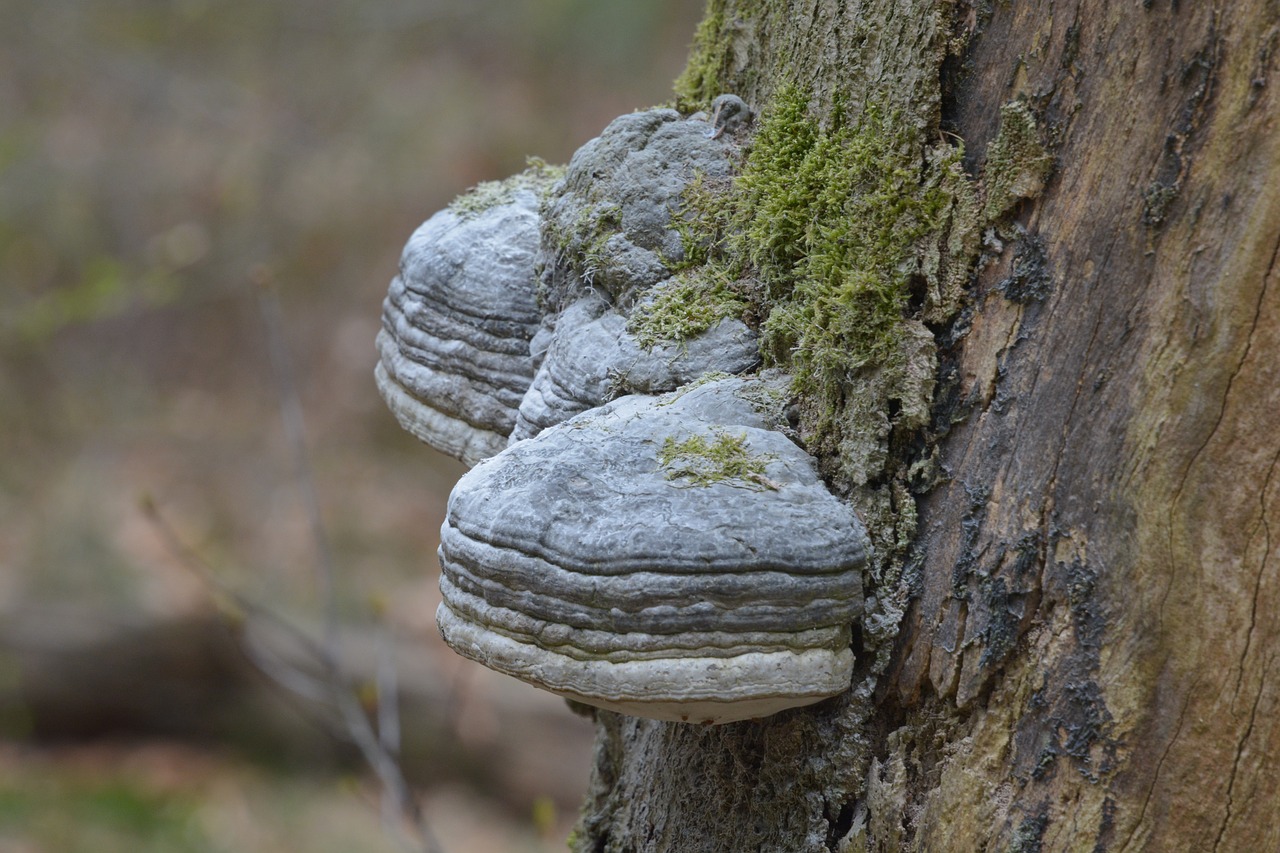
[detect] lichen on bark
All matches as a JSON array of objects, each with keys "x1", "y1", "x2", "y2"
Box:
[{"x1": 980, "y1": 101, "x2": 1054, "y2": 223}]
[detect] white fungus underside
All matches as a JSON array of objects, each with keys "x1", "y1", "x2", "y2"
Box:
[
  {"x1": 374, "y1": 362, "x2": 507, "y2": 467},
  {"x1": 438, "y1": 601, "x2": 854, "y2": 725}
]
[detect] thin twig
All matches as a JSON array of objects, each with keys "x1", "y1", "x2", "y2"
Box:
[
  {"x1": 253, "y1": 276, "x2": 447, "y2": 853},
  {"x1": 376, "y1": 615, "x2": 404, "y2": 836},
  {"x1": 241, "y1": 630, "x2": 332, "y2": 704},
  {"x1": 253, "y1": 274, "x2": 341, "y2": 658},
  {"x1": 141, "y1": 498, "x2": 446, "y2": 853},
  {"x1": 138, "y1": 273, "x2": 450, "y2": 853}
]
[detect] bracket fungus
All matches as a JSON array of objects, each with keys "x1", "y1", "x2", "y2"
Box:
[
  {"x1": 375, "y1": 175, "x2": 549, "y2": 466},
  {"x1": 437, "y1": 375, "x2": 868, "y2": 724},
  {"x1": 703, "y1": 93, "x2": 752, "y2": 139},
  {"x1": 511, "y1": 293, "x2": 759, "y2": 442},
  {"x1": 377, "y1": 99, "x2": 869, "y2": 724}
]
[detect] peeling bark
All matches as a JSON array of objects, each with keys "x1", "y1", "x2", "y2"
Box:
[{"x1": 573, "y1": 1, "x2": 1280, "y2": 850}]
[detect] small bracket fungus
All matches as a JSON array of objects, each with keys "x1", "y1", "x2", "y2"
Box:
[
  {"x1": 703, "y1": 93, "x2": 753, "y2": 139},
  {"x1": 436, "y1": 375, "x2": 868, "y2": 724},
  {"x1": 540, "y1": 106, "x2": 743, "y2": 314},
  {"x1": 375, "y1": 174, "x2": 552, "y2": 466},
  {"x1": 511, "y1": 293, "x2": 759, "y2": 442}
]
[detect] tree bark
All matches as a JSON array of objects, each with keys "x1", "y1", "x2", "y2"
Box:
[{"x1": 573, "y1": 1, "x2": 1280, "y2": 851}]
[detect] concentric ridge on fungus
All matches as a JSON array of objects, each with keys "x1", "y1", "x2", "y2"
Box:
[
  {"x1": 510, "y1": 293, "x2": 759, "y2": 442},
  {"x1": 436, "y1": 375, "x2": 868, "y2": 724},
  {"x1": 375, "y1": 183, "x2": 545, "y2": 466}
]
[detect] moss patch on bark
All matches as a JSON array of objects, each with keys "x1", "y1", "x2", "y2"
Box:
[{"x1": 673, "y1": 84, "x2": 977, "y2": 505}]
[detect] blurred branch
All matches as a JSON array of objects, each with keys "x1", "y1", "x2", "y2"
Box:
[
  {"x1": 141, "y1": 498, "x2": 445, "y2": 853},
  {"x1": 254, "y1": 273, "x2": 340, "y2": 656},
  {"x1": 375, "y1": 610, "x2": 405, "y2": 837},
  {"x1": 138, "y1": 271, "x2": 448, "y2": 853}
]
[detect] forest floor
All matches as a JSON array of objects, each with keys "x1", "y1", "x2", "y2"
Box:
[{"x1": 0, "y1": 740, "x2": 574, "y2": 853}]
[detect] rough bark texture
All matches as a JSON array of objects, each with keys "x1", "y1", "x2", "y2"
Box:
[{"x1": 573, "y1": 1, "x2": 1280, "y2": 851}]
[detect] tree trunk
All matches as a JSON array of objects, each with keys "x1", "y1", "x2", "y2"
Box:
[{"x1": 571, "y1": 1, "x2": 1280, "y2": 851}]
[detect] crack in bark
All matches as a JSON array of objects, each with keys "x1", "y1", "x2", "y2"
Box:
[
  {"x1": 1155, "y1": 1, "x2": 1231, "y2": 643},
  {"x1": 1231, "y1": 446, "x2": 1279, "y2": 702},
  {"x1": 1143, "y1": 226, "x2": 1277, "y2": 853},
  {"x1": 1211, "y1": 649, "x2": 1271, "y2": 853},
  {"x1": 1159, "y1": 232, "x2": 1279, "y2": 663},
  {"x1": 1211, "y1": 447, "x2": 1278, "y2": 852},
  {"x1": 1167, "y1": 276, "x2": 1269, "y2": 519},
  {"x1": 1122, "y1": 675, "x2": 1200, "y2": 852}
]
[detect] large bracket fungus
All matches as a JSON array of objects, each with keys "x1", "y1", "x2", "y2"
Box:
[
  {"x1": 438, "y1": 375, "x2": 867, "y2": 725},
  {"x1": 378, "y1": 102, "x2": 872, "y2": 724}
]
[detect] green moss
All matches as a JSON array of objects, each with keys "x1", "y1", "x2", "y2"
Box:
[
  {"x1": 678, "y1": 86, "x2": 967, "y2": 476},
  {"x1": 671, "y1": 170, "x2": 732, "y2": 269},
  {"x1": 658, "y1": 430, "x2": 776, "y2": 489},
  {"x1": 981, "y1": 101, "x2": 1053, "y2": 223},
  {"x1": 743, "y1": 93, "x2": 954, "y2": 383},
  {"x1": 628, "y1": 265, "x2": 747, "y2": 348},
  {"x1": 675, "y1": 2, "x2": 727, "y2": 108},
  {"x1": 673, "y1": 1, "x2": 730, "y2": 108},
  {"x1": 545, "y1": 197, "x2": 624, "y2": 297},
  {"x1": 649, "y1": 83, "x2": 979, "y2": 597},
  {"x1": 448, "y1": 157, "x2": 564, "y2": 220}
]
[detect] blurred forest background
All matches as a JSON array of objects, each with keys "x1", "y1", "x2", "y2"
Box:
[{"x1": 0, "y1": 1, "x2": 703, "y2": 850}]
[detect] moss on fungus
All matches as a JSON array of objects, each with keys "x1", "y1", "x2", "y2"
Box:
[
  {"x1": 658, "y1": 430, "x2": 776, "y2": 490},
  {"x1": 627, "y1": 266, "x2": 749, "y2": 349},
  {"x1": 449, "y1": 158, "x2": 564, "y2": 220}
]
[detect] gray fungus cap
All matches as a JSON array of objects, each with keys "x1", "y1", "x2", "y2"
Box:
[
  {"x1": 437, "y1": 375, "x2": 867, "y2": 724},
  {"x1": 375, "y1": 187, "x2": 543, "y2": 466},
  {"x1": 511, "y1": 294, "x2": 760, "y2": 442}
]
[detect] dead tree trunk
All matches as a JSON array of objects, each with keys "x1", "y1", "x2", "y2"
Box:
[{"x1": 571, "y1": 1, "x2": 1280, "y2": 851}]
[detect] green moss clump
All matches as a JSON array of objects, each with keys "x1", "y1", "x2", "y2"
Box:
[
  {"x1": 726, "y1": 86, "x2": 961, "y2": 417},
  {"x1": 628, "y1": 266, "x2": 747, "y2": 349},
  {"x1": 658, "y1": 430, "x2": 775, "y2": 489},
  {"x1": 449, "y1": 157, "x2": 564, "y2": 220},
  {"x1": 676, "y1": 88, "x2": 963, "y2": 377},
  {"x1": 673, "y1": 1, "x2": 729, "y2": 108},
  {"x1": 647, "y1": 85, "x2": 975, "y2": 495},
  {"x1": 981, "y1": 101, "x2": 1053, "y2": 223},
  {"x1": 670, "y1": 170, "x2": 731, "y2": 270}
]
